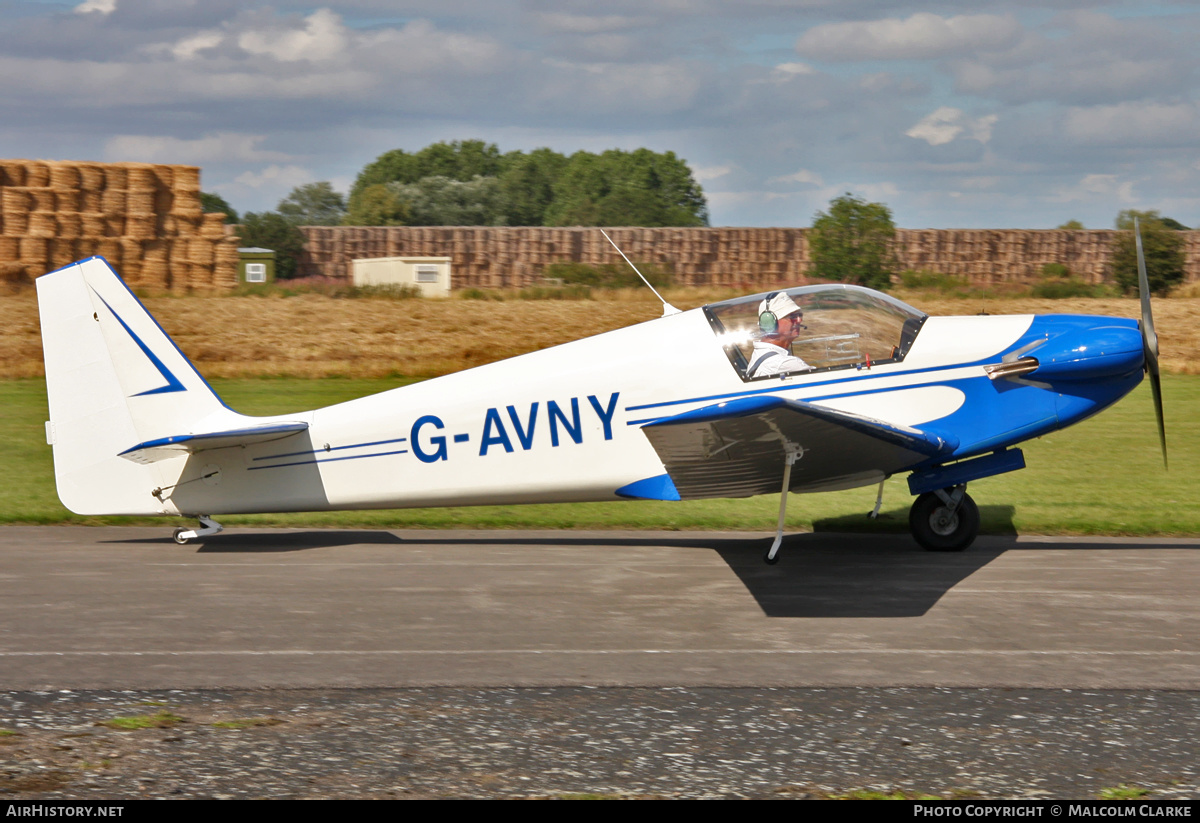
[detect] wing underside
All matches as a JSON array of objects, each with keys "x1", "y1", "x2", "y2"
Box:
[{"x1": 640, "y1": 395, "x2": 956, "y2": 499}]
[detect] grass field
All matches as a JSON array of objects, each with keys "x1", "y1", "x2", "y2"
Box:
[{"x1": 1, "y1": 374, "x2": 1195, "y2": 535}]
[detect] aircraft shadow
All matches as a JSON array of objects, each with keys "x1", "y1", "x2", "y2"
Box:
[
  {"x1": 107, "y1": 530, "x2": 406, "y2": 552},
  {"x1": 713, "y1": 532, "x2": 1004, "y2": 618}
]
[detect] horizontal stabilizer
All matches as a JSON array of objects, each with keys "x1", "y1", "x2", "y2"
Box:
[
  {"x1": 641, "y1": 395, "x2": 957, "y2": 499},
  {"x1": 119, "y1": 422, "x2": 309, "y2": 464}
]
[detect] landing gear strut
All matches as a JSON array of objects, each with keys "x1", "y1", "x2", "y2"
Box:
[
  {"x1": 765, "y1": 442, "x2": 804, "y2": 565},
  {"x1": 909, "y1": 486, "x2": 978, "y2": 552},
  {"x1": 172, "y1": 516, "x2": 223, "y2": 545}
]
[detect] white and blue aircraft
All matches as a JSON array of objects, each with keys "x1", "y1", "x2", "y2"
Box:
[{"x1": 36, "y1": 232, "x2": 1164, "y2": 561}]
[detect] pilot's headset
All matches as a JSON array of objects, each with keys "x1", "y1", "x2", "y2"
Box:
[{"x1": 758, "y1": 291, "x2": 803, "y2": 334}]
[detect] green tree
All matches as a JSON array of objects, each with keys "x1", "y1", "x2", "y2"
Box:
[
  {"x1": 808, "y1": 193, "x2": 898, "y2": 290},
  {"x1": 388, "y1": 176, "x2": 504, "y2": 226},
  {"x1": 496, "y1": 147, "x2": 568, "y2": 226},
  {"x1": 346, "y1": 141, "x2": 707, "y2": 227},
  {"x1": 342, "y1": 184, "x2": 409, "y2": 226},
  {"x1": 277, "y1": 182, "x2": 346, "y2": 226},
  {"x1": 1057, "y1": 219, "x2": 1084, "y2": 230},
  {"x1": 410, "y1": 139, "x2": 506, "y2": 182},
  {"x1": 543, "y1": 149, "x2": 708, "y2": 227},
  {"x1": 1111, "y1": 210, "x2": 1186, "y2": 296},
  {"x1": 236, "y1": 212, "x2": 306, "y2": 279},
  {"x1": 199, "y1": 191, "x2": 238, "y2": 224},
  {"x1": 349, "y1": 140, "x2": 508, "y2": 211}
]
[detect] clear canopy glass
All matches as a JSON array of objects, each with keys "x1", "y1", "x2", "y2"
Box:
[{"x1": 703, "y1": 285, "x2": 928, "y2": 381}]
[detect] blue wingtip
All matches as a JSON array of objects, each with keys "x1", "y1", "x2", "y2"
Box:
[{"x1": 615, "y1": 474, "x2": 682, "y2": 501}]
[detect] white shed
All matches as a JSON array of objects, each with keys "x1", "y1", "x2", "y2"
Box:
[{"x1": 351, "y1": 256, "x2": 452, "y2": 297}]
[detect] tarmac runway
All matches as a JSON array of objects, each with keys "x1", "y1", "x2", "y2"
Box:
[{"x1": 2, "y1": 526, "x2": 1197, "y2": 691}]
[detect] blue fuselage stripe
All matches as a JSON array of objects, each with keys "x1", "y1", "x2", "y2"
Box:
[
  {"x1": 255, "y1": 437, "x2": 408, "y2": 461},
  {"x1": 248, "y1": 448, "x2": 409, "y2": 471}
]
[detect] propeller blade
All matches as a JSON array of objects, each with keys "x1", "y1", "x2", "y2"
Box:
[{"x1": 1134, "y1": 217, "x2": 1167, "y2": 467}]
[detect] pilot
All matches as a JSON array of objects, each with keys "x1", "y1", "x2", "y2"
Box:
[{"x1": 748, "y1": 291, "x2": 812, "y2": 378}]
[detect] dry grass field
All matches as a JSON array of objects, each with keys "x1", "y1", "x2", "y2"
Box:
[{"x1": 3, "y1": 287, "x2": 1198, "y2": 379}]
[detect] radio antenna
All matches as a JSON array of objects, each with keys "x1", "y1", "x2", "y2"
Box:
[{"x1": 600, "y1": 229, "x2": 680, "y2": 316}]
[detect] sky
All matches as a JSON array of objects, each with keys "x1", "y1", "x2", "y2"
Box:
[{"x1": 2, "y1": 0, "x2": 1198, "y2": 229}]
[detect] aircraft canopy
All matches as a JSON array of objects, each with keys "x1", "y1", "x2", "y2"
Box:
[{"x1": 703, "y1": 284, "x2": 927, "y2": 381}]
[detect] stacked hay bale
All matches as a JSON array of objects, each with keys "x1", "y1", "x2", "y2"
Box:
[
  {"x1": 298, "y1": 226, "x2": 814, "y2": 289},
  {"x1": 0, "y1": 159, "x2": 239, "y2": 291},
  {"x1": 296, "y1": 225, "x2": 1200, "y2": 290}
]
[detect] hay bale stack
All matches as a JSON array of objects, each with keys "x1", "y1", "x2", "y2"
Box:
[
  {"x1": 56, "y1": 212, "x2": 82, "y2": 238},
  {"x1": 139, "y1": 239, "x2": 169, "y2": 289},
  {"x1": 0, "y1": 161, "x2": 27, "y2": 187},
  {"x1": 96, "y1": 238, "x2": 122, "y2": 265},
  {"x1": 24, "y1": 163, "x2": 49, "y2": 188},
  {"x1": 200, "y1": 212, "x2": 228, "y2": 239},
  {"x1": 0, "y1": 236, "x2": 20, "y2": 262},
  {"x1": 297, "y1": 224, "x2": 1200, "y2": 290},
  {"x1": 101, "y1": 187, "x2": 126, "y2": 213},
  {"x1": 0, "y1": 159, "x2": 236, "y2": 288},
  {"x1": 81, "y1": 212, "x2": 108, "y2": 237},
  {"x1": 0, "y1": 261, "x2": 26, "y2": 282},
  {"x1": 119, "y1": 238, "x2": 143, "y2": 281},
  {"x1": 104, "y1": 165, "x2": 127, "y2": 190},
  {"x1": 27, "y1": 212, "x2": 56, "y2": 238}
]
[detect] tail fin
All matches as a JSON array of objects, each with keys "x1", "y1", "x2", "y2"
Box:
[{"x1": 37, "y1": 257, "x2": 235, "y2": 515}]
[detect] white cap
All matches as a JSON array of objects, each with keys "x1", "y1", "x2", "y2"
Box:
[{"x1": 758, "y1": 291, "x2": 802, "y2": 321}]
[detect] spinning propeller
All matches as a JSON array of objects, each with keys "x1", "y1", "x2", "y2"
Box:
[{"x1": 1134, "y1": 217, "x2": 1168, "y2": 468}]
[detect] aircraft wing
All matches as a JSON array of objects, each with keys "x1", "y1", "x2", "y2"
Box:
[
  {"x1": 118, "y1": 421, "x2": 309, "y2": 464},
  {"x1": 639, "y1": 396, "x2": 957, "y2": 499}
]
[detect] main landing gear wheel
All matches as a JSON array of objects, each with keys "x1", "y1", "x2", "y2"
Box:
[
  {"x1": 909, "y1": 489, "x2": 979, "y2": 552},
  {"x1": 172, "y1": 527, "x2": 190, "y2": 545}
]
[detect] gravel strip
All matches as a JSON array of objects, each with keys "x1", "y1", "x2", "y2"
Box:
[{"x1": 1, "y1": 687, "x2": 1196, "y2": 800}]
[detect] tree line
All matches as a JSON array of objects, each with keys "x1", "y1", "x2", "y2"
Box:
[
  {"x1": 347, "y1": 140, "x2": 708, "y2": 228},
  {"x1": 204, "y1": 139, "x2": 1189, "y2": 293},
  {"x1": 205, "y1": 140, "x2": 709, "y2": 278},
  {"x1": 806, "y1": 195, "x2": 1188, "y2": 297}
]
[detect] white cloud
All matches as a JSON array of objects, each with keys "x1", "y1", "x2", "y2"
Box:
[
  {"x1": 233, "y1": 164, "x2": 313, "y2": 190},
  {"x1": 104, "y1": 133, "x2": 292, "y2": 165},
  {"x1": 797, "y1": 13, "x2": 1023, "y2": 61},
  {"x1": 693, "y1": 165, "x2": 732, "y2": 181},
  {"x1": 535, "y1": 13, "x2": 649, "y2": 35},
  {"x1": 75, "y1": 0, "x2": 116, "y2": 15},
  {"x1": 1051, "y1": 173, "x2": 1136, "y2": 204},
  {"x1": 906, "y1": 107, "x2": 996, "y2": 146},
  {"x1": 169, "y1": 32, "x2": 224, "y2": 61},
  {"x1": 238, "y1": 9, "x2": 348, "y2": 63},
  {"x1": 769, "y1": 169, "x2": 824, "y2": 186},
  {"x1": 774, "y1": 62, "x2": 814, "y2": 77}
]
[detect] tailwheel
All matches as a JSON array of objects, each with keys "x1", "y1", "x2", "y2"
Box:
[
  {"x1": 170, "y1": 516, "x2": 223, "y2": 545},
  {"x1": 909, "y1": 487, "x2": 979, "y2": 552}
]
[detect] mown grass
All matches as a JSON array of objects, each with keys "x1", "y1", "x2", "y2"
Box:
[{"x1": 1, "y1": 375, "x2": 1195, "y2": 535}]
